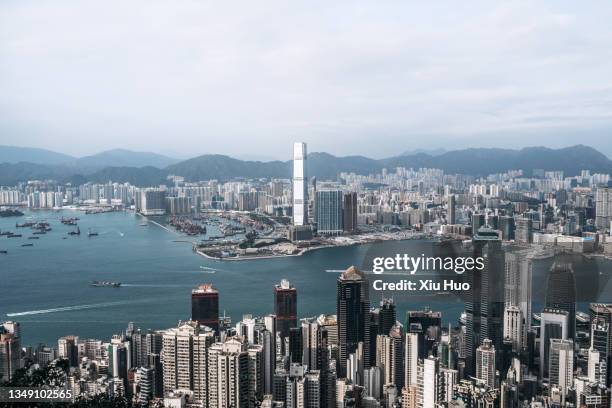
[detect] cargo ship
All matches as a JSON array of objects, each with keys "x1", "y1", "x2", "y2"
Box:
[{"x1": 90, "y1": 281, "x2": 121, "y2": 288}]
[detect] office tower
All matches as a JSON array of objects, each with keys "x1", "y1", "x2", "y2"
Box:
[
  {"x1": 545, "y1": 262, "x2": 576, "y2": 339},
  {"x1": 191, "y1": 284, "x2": 219, "y2": 334},
  {"x1": 378, "y1": 298, "x2": 396, "y2": 337},
  {"x1": 337, "y1": 266, "x2": 370, "y2": 378},
  {"x1": 504, "y1": 251, "x2": 532, "y2": 344},
  {"x1": 471, "y1": 213, "x2": 485, "y2": 234},
  {"x1": 376, "y1": 325, "x2": 404, "y2": 388},
  {"x1": 248, "y1": 344, "x2": 264, "y2": 403},
  {"x1": 0, "y1": 322, "x2": 21, "y2": 382},
  {"x1": 316, "y1": 190, "x2": 343, "y2": 235},
  {"x1": 138, "y1": 367, "x2": 155, "y2": 403},
  {"x1": 596, "y1": 187, "x2": 612, "y2": 230},
  {"x1": 404, "y1": 333, "x2": 419, "y2": 389},
  {"x1": 274, "y1": 279, "x2": 297, "y2": 339},
  {"x1": 588, "y1": 348, "x2": 607, "y2": 384},
  {"x1": 548, "y1": 339, "x2": 574, "y2": 405},
  {"x1": 476, "y1": 339, "x2": 496, "y2": 388},
  {"x1": 343, "y1": 192, "x2": 358, "y2": 233},
  {"x1": 447, "y1": 194, "x2": 456, "y2": 224},
  {"x1": 515, "y1": 217, "x2": 533, "y2": 244},
  {"x1": 301, "y1": 319, "x2": 329, "y2": 372},
  {"x1": 539, "y1": 309, "x2": 569, "y2": 379},
  {"x1": 289, "y1": 327, "x2": 303, "y2": 364},
  {"x1": 58, "y1": 335, "x2": 79, "y2": 367},
  {"x1": 207, "y1": 337, "x2": 249, "y2": 408},
  {"x1": 262, "y1": 315, "x2": 276, "y2": 395},
  {"x1": 417, "y1": 356, "x2": 439, "y2": 408},
  {"x1": 162, "y1": 321, "x2": 215, "y2": 403},
  {"x1": 293, "y1": 142, "x2": 308, "y2": 226},
  {"x1": 503, "y1": 306, "x2": 523, "y2": 352},
  {"x1": 108, "y1": 336, "x2": 131, "y2": 391},
  {"x1": 466, "y1": 227, "x2": 505, "y2": 375},
  {"x1": 406, "y1": 309, "x2": 441, "y2": 360}
]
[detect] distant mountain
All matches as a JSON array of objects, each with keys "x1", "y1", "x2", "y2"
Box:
[
  {"x1": 86, "y1": 166, "x2": 169, "y2": 186},
  {"x1": 0, "y1": 145, "x2": 75, "y2": 165},
  {"x1": 381, "y1": 145, "x2": 612, "y2": 176},
  {"x1": 399, "y1": 148, "x2": 447, "y2": 157},
  {"x1": 0, "y1": 144, "x2": 610, "y2": 185},
  {"x1": 73, "y1": 149, "x2": 178, "y2": 169},
  {"x1": 165, "y1": 154, "x2": 289, "y2": 181}
]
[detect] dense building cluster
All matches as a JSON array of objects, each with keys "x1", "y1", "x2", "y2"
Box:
[{"x1": 4, "y1": 143, "x2": 612, "y2": 406}]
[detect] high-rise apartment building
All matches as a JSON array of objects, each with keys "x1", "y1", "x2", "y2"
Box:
[
  {"x1": 207, "y1": 337, "x2": 250, "y2": 408},
  {"x1": 161, "y1": 321, "x2": 215, "y2": 403},
  {"x1": 596, "y1": 187, "x2": 612, "y2": 230},
  {"x1": 476, "y1": 339, "x2": 496, "y2": 388}
]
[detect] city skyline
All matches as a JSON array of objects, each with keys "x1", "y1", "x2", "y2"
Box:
[{"x1": 2, "y1": 2, "x2": 612, "y2": 158}]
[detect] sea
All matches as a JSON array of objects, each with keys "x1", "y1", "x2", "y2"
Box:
[{"x1": 1, "y1": 209, "x2": 611, "y2": 346}]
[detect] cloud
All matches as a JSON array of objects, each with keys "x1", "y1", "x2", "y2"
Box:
[{"x1": 1, "y1": 0, "x2": 612, "y2": 158}]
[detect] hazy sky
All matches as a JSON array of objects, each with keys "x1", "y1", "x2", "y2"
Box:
[{"x1": 1, "y1": 1, "x2": 612, "y2": 160}]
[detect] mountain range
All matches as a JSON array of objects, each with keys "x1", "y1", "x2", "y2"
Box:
[{"x1": 0, "y1": 144, "x2": 610, "y2": 186}]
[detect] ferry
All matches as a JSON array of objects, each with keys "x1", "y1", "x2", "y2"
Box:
[{"x1": 90, "y1": 281, "x2": 121, "y2": 288}]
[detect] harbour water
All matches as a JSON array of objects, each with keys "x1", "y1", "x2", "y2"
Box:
[{"x1": 1, "y1": 210, "x2": 611, "y2": 345}]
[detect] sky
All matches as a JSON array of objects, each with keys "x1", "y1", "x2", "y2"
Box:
[{"x1": 1, "y1": 0, "x2": 612, "y2": 160}]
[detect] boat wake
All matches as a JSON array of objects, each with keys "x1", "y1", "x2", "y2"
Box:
[
  {"x1": 6, "y1": 300, "x2": 142, "y2": 317},
  {"x1": 121, "y1": 283, "x2": 196, "y2": 288}
]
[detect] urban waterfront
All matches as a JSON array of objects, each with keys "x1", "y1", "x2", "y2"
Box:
[
  {"x1": 4, "y1": 210, "x2": 612, "y2": 349},
  {"x1": 0, "y1": 209, "x2": 463, "y2": 346}
]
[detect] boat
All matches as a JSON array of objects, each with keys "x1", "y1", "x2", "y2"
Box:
[
  {"x1": 88, "y1": 229, "x2": 99, "y2": 237},
  {"x1": 21, "y1": 243, "x2": 33, "y2": 247},
  {"x1": 68, "y1": 227, "x2": 81, "y2": 236},
  {"x1": 7, "y1": 234, "x2": 22, "y2": 238},
  {"x1": 0, "y1": 250, "x2": 7, "y2": 254},
  {"x1": 90, "y1": 281, "x2": 121, "y2": 288},
  {"x1": 28, "y1": 236, "x2": 40, "y2": 240}
]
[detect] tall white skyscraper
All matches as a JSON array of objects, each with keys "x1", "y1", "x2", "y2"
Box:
[
  {"x1": 293, "y1": 142, "x2": 308, "y2": 226},
  {"x1": 549, "y1": 339, "x2": 573, "y2": 405},
  {"x1": 476, "y1": 339, "x2": 496, "y2": 388}
]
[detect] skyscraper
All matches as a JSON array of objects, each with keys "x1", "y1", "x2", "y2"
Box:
[
  {"x1": 596, "y1": 187, "x2": 612, "y2": 230},
  {"x1": 293, "y1": 142, "x2": 308, "y2": 226},
  {"x1": 466, "y1": 227, "x2": 505, "y2": 375},
  {"x1": 476, "y1": 339, "x2": 496, "y2": 388},
  {"x1": 539, "y1": 309, "x2": 569, "y2": 379},
  {"x1": 515, "y1": 217, "x2": 533, "y2": 244},
  {"x1": 337, "y1": 266, "x2": 370, "y2": 378},
  {"x1": 274, "y1": 279, "x2": 297, "y2": 339},
  {"x1": 447, "y1": 194, "x2": 456, "y2": 225},
  {"x1": 316, "y1": 190, "x2": 344, "y2": 235},
  {"x1": 0, "y1": 322, "x2": 21, "y2": 383},
  {"x1": 545, "y1": 262, "x2": 576, "y2": 339},
  {"x1": 548, "y1": 339, "x2": 574, "y2": 405},
  {"x1": 191, "y1": 284, "x2": 219, "y2": 334},
  {"x1": 161, "y1": 321, "x2": 215, "y2": 403},
  {"x1": 207, "y1": 337, "x2": 250, "y2": 408},
  {"x1": 343, "y1": 192, "x2": 358, "y2": 233}
]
